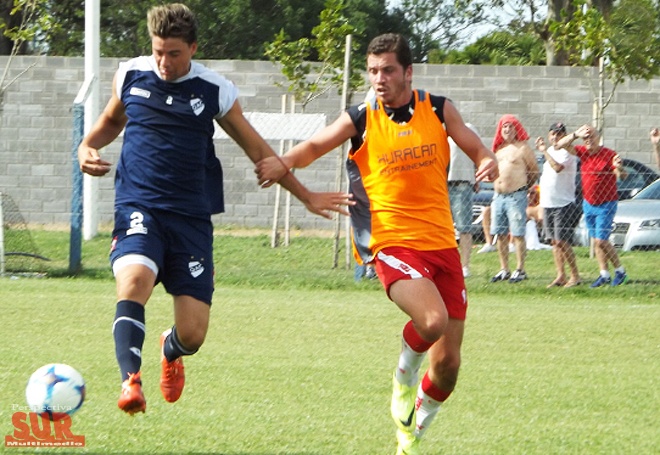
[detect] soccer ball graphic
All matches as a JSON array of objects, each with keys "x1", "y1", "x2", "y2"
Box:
[{"x1": 25, "y1": 364, "x2": 86, "y2": 421}]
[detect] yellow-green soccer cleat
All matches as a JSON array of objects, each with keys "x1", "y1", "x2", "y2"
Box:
[
  {"x1": 391, "y1": 371, "x2": 417, "y2": 431},
  {"x1": 396, "y1": 428, "x2": 420, "y2": 455}
]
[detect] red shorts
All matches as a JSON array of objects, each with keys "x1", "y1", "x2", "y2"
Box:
[{"x1": 374, "y1": 246, "x2": 467, "y2": 320}]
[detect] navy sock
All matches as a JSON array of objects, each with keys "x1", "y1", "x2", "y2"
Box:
[
  {"x1": 112, "y1": 300, "x2": 146, "y2": 382},
  {"x1": 163, "y1": 326, "x2": 198, "y2": 362}
]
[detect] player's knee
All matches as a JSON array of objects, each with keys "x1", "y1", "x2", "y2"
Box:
[
  {"x1": 176, "y1": 328, "x2": 206, "y2": 352},
  {"x1": 116, "y1": 276, "x2": 153, "y2": 302},
  {"x1": 417, "y1": 316, "x2": 447, "y2": 343}
]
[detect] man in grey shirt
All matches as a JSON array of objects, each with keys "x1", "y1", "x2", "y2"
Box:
[{"x1": 448, "y1": 123, "x2": 480, "y2": 278}]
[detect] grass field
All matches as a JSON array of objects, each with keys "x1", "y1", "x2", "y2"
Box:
[{"x1": 1, "y1": 230, "x2": 659, "y2": 454}]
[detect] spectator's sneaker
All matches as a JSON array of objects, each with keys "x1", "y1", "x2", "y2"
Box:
[
  {"x1": 490, "y1": 269, "x2": 511, "y2": 282},
  {"x1": 590, "y1": 275, "x2": 611, "y2": 288},
  {"x1": 395, "y1": 428, "x2": 420, "y2": 455},
  {"x1": 160, "y1": 329, "x2": 185, "y2": 403},
  {"x1": 509, "y1": 269, "x2": 527, "y2": 283},
  {"x1": 611, "y1": 271, "x2": 628, "y2": 286},
  {"x1": 391, "y1": 371, "x2": 416, "y2": 431},
  {"x1": 117, "y1": 372, "x2": 146, "y2": 415},
  {"x1": 477, "y1": 243, "x2": 496, "y2": 254}
]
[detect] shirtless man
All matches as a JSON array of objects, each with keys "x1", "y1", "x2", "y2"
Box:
[{"x1": 489, "y1": 114, "x2": 539, "y2": 283}]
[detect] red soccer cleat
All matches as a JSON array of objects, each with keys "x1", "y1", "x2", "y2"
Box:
[
  {"x1": 160, "y1": 329, "x2": 185, "y2": 403},
  {"x1": 117, "y1": 371, "x2": 146, "y2": 415}
]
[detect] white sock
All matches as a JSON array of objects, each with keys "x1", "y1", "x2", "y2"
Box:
[
  {"x1": 395, "y1": 339, "x2": 426, "y2": 387},
  {"x1": 614, "y1": 266, "x2": 625, "y2": 274},
  {"x1": 600, "y1": 270, "x2": 611, "y2": 278},
  {"x1": 413, "y1": 389, "x2": 442, "y2": 439}
]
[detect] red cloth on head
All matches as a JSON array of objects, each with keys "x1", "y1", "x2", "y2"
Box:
[{"x1": 491, "y1": 114, "x2": 529, "y2": 152}]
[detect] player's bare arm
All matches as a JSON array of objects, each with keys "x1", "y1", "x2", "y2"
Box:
[
  {"x1": 255, "y1": 112, "x2": 357, "y2": 187},
  {"x1": 78, "y1": 75, "x2": 126, "y2": 177},
  {"x1": 444, "y1": 101, "x2": 498, "y2": 182},
  {"x1": 218, "y1": 101, "x2": 354, "y2": 219}
]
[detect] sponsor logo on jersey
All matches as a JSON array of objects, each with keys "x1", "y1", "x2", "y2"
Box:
[
  {"x1": 129, "y1": 87, "x2": 151, "y2": 99},
  {"x1": 378, "y1": 143, "x2": 437, "y2": 166}
]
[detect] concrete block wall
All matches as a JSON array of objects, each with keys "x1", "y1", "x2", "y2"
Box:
[{"x1": 0, "y1": 56, "x2": 658, "y2": 230}]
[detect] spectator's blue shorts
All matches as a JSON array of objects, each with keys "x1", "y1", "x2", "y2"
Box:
[
  {"x1": 583, "y1": 200, "x2": 617, "y2": 240},
  {"x1": 490, "y1": 188, "x2": 527, "y2": 237},
  {"x1": 110, "y1": 204, "x2": 215, "y2": 305},
  {"x1": 448, "y1": 182, "x2": 474, "y2": 233}
]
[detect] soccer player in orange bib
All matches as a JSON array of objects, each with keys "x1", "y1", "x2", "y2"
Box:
[{"x1": 256, "y1": 34, "x2": 498, "y2": 454}]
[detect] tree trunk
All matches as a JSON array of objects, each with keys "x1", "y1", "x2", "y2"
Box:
[{"x1": 545, "y1": 0, "x2": 575, "y2": 66}]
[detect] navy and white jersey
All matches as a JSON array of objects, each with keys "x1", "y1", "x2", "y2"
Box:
[{"x1": 114, "y1": 56, "x2": 238, "y2": 218}]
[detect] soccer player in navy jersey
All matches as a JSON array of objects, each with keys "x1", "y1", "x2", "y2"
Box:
[{"x1": 77, "y1": 3, "x2": 352, "y2": 415}]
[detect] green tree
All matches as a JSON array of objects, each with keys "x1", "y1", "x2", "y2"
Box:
[
  {"x1": 187, "y1": 0, "x2": 403, "y2": 60},
  {"x1": 0, "y1": 0, "x2": 53, "y2": 55},
  {"x1": 41, "y1": 0, "x2": 403, "y2": 60},
  {"x1": 196, "y1": 0, "x2": 326, "y2": 59},
  {"x1": 390, "y1": 0, "x2": 487, "y2": 62},
  {"x1": 480, "y1": 0, "x2": 617, "y2": 66},
  {"x1": 42, "y1": 0, "x2": 327, "y2": 58},
  {"x1": 46, "y1": 0, "x2": 169, "y2": 57},
  {"x1": 264, "y1": 0, "x2": 365, "y2": 109},
  {"x1": 38, "y1": 0, "x2": 85, "y2": 56},
  {"x1": 429, "y1": 24, "x2": 545, "y2": 65},
  {"x1": 541, "y1": 0, "x2": 578, "y2": 65},
  {"x1": 345, "y1": 0, "x2": 411, "y2": 57},
  {"x1": 0, "y1": 0, "x2": 54, "y2": 102},
  {"x1": 0, "y1": 0, "x2": 25, "y2": 55},
  {"x1": 551, "y1": 0, "x2": 660, "y2": 130}
]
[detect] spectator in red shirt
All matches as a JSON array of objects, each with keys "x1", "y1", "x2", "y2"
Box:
[{"x1": 556, "y1": 124, "x2": 628, "y2": 287}]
